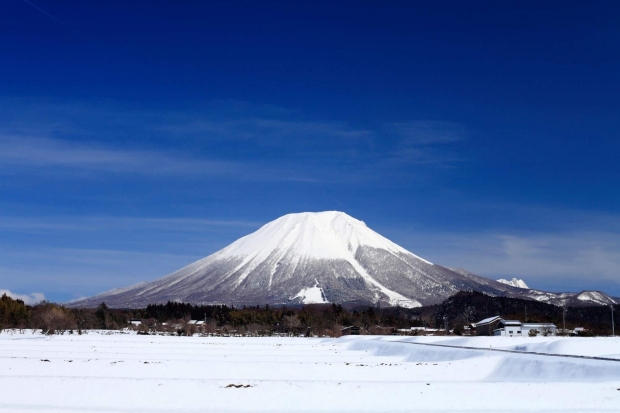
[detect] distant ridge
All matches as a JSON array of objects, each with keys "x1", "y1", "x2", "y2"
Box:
[{"x1": 497, "y1": 278, "x2": 529, "y2": 289}]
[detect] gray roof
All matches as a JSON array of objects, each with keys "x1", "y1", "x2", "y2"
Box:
[
  {"x1": 473, "y1": 316, "x2": 502, "y2": 326},
  {"x1": 501, "y1": 320, "x2": 522, "y2": 326}
]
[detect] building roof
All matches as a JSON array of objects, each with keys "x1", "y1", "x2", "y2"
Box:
[
  {"x1": 473, "y1": 316, "x2": 502, "y2": 326},
  {"x1": 500, "y1": 320, "x2": 522, "y2": 326},
  {"x1": 522, "y1": 323, "x2": 557, "y2": 328}
]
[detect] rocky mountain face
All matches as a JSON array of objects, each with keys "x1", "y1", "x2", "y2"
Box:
[{"x1": 69, "y1": 211, "x2": 617, "y2": 309}]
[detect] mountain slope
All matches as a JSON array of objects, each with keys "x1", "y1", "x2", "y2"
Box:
[{"x1": 69, "y1": 211, "x2": 617, "y2": 308}]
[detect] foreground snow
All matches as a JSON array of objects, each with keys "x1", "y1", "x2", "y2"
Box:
[{"x1": 0, "y1": 332, "x2": 619, "y2": 412}]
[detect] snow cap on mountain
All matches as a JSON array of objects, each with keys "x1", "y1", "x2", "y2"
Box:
[{"x1": 219, "y1": 211, "x2": 432, "y2": 263}]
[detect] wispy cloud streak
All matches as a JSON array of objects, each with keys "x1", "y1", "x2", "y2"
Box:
[
  {"x1": 0, "y1": 136, "x2": 239, "y2": 176},
  {"x1": 0, "y1": 99, "x2": 467, "y2": 184},
  {"x1": 0, "y1": 215, "x2": 262, "y2": 233}
]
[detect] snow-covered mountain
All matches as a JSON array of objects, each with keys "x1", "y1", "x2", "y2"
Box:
[
  {"x1": 69, "y1": 211, "x2": 617, "y2": 309},
  {"x1": 497, "y1": 278, "x2": 529, "y2": 289}
]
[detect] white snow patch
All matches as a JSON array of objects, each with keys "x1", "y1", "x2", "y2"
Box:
[
  {"x1": 577, "y1": 291, "x2": 615, "y2": 305},
  {"x1": 293, "y1": 282, "x2": 328, "y2": 304}
]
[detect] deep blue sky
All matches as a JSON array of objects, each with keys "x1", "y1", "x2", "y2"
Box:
[{"x1": 2, "y1": 1, "x2": 619, "y2": 303}]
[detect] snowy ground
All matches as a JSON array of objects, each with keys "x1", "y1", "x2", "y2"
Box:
[{"x1": 1, "y1": 332, "x2": 619, "y2": 412}]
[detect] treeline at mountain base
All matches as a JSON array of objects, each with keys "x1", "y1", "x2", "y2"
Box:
[{"x1": 1, "y1": 292, "x2": 618, "y2": 336}]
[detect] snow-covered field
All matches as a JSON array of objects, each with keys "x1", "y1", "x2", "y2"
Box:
[{"x1": 1, "y1": 332, "x2": 619, "y2": 412}]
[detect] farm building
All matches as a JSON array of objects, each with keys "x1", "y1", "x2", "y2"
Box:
[
  {"x1": 471, "y1": 316, "x2": 503, "y2": 336},
  {"x1": 472, "y1": 317, "x2": 557, "y2": 336}
]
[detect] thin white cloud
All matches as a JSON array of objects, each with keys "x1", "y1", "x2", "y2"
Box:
[
  {"x1": 0, "y1": 216, "x2": 262, "y2": 233},
  {"x1": 160, "y1": 117, "x2": 373, "y2": 142},
  {"x1": 0, "y1": 135, "x2": 338, "y2": 183},
  {"x1": 0, "y1": 98, "x2": 468, "y2": 184},
  {"x1": 0, "y1": 135, "x2": 239, "y2": 176},
  {"x1": 386, "y1": 121, "x2": 467, "y2": 145},
  {"x1": 0, "y1": 289, "x2": 45, "y2": 305}
]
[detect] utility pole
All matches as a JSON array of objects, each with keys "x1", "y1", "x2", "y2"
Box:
[
  {"x1": 612, "y1": 305, "x2": 615, "y2": 337},
  {"x1": 525, "y1": 305, "x2": 527, "y2": 323},
  {"x1": 562, "y1": 306, "x2": 566, "y2": 333}
]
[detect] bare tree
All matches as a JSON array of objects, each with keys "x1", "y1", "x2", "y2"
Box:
[
  {"x1": 540, "y1": 326, "x2": 552, "y2": 337},
  {"x1": 283, "y1": 315, "x2": 301, "y2": 335},
  {"x1": 32, "y1": 304, "x2": 76, "y2": 334}
]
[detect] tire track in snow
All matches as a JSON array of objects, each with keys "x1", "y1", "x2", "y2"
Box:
[{"x1": 397, "y1": 340, "x2": 620, "y2": 363}]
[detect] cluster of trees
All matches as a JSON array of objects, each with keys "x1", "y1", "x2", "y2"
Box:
[
  {"x1": 0, "y1": 294, "x2": 29, "y2": 330},
  {"x1": 0, "y1": 294, "x2": 141, "y2": 334},
  {"x1": 1, "y1": 291, "x2": 617, "y2": 336},
  {"x1": 0, "y1": 295, "x2": 76, "y2": 334},
  {"x1": 0, "y1": 294, "x2": 426, "y2": 336}
]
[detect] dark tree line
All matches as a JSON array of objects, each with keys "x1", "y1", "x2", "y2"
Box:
[
  {"x1": 0, "y1": 294, "x2": 141, "y2": 334},
  {"x1": 144, "y1": 302, "x2": 425, "y2": 336}
]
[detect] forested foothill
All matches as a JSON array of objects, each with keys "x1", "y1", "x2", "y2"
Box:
[
  {"x1": 0, "y1": 291, "x2": 617, "y2": 336},
  {"x1": 433, "y1": 291, "x2": 618, "y2": 336}
]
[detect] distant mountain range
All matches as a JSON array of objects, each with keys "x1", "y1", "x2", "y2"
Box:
[
  {"x1": 69, "y1": 211, "x2": 617, "y2": 309},
  {"x1": 497, "y1": 278, "x2": 529, "y2": 289}
]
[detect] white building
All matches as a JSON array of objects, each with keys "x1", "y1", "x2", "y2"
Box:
[
  {"x1": 494, "y1": 320, "x2": 523, "y2": 336},
  {"x1": 472, "y1": 317, "x2": 557, "y2": 336},
  {"x1": 493, "y1": 319, "x2": 557, "y2": 337},
  {"x1": 520, "y1": 323, "x2": 557, "y2": 336}
]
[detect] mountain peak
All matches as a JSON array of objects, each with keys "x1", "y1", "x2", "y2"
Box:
[
  {"x1": 496, "y1": 278, "x2": 529, "y2": 289},
  {"x1": 219, "y1": 211, "x2": 431, "y2": 263}
]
